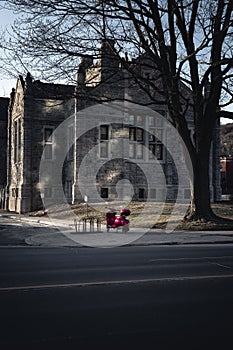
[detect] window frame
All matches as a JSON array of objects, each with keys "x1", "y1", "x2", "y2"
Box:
[
  {"x1": 43, "y1": 126, "x2": 54, "y2": 160},
  {"x1": 148, "y1": 126, "x2": 164, "y2": 161},
  {"x1": 100, "y1": 187, "x2": 109, "y2": 199},
  {"x1": 129, "y1": 126, "x2": 144, "y2": 160},
  {"x1": 99, "y1": 125, "x2": 110, "y2": 159}
]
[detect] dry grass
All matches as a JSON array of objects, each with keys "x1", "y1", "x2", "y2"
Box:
[
  {"x1": 29, "y1": 200, "x2": 233, "y2": 231},
  {"x1": 212, "y1": 201, "x2": 233, "y2": 219}
]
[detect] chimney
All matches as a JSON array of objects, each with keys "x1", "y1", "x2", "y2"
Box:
[
  {"x1": 99, "y1": 39, "x2": 120, "y2": 80},
  {"x1": 77, "y1": 55, "x2": 93, "y2": 87}
]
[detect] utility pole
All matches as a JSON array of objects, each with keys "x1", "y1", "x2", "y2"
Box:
[{"x1": 72, "y1": 89, "x2": 77, "y2": 204}]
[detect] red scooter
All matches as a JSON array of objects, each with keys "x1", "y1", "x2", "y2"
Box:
[{"x1": 106, "y1": 208, "x2": 130, "y2": 232}]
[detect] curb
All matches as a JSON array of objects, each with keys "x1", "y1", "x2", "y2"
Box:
[{"x1": 2, "y1": 213, "x2": 233, "y2": 248}]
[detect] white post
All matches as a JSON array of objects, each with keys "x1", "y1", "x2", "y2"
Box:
[{"x1": 72, "y1": 92, "x2": 77, "y2": 204}]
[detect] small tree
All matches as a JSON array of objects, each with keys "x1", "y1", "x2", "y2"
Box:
[{"x1": 2, "y1": 0, "x2": 233, "y2": 220}]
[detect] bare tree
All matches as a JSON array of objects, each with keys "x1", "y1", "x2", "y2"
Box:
[{"x1": 2, "y1": 0, "x2": 233, "y2": 220}]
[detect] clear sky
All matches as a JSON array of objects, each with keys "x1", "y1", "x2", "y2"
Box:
[
  {"x1": 0, "y1": 78, "x2": 16, "y2": 97},
  {"x1": 0, "y1": 6, "x2": 18, "y2": 97}
]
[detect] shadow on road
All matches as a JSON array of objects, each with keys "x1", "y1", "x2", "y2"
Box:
[{"x1": 0, "y1": 221, "x2": 57, "y2": 246}]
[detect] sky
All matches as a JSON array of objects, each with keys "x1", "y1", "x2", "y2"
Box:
[
  {"x1": 0, "y1": 5, "x2": 232, "y2": 124},
  {"x1": 0, "y1": 6, "x2": 18, "y2": 97},
  {"x1": 0, "y1": 78, "x2": 15, "y2": 97}
]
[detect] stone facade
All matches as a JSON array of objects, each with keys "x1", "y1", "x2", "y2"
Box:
[
  {"x1": 0, "y1": 97, "x2": 9, "y2": 208},
  {"x1": 6, "y1": 74, "x2": 75, "y2": 213},
  {"x1": 5, "y1": 40, "x2": 222, "y2": 213},
  {"x1": 72, "y1": 39, "x2": 221, "y2": 204}
]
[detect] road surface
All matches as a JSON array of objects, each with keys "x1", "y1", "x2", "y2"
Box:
[{"x1": 0, "y1": 244, "x2": 233, "y2": 349}]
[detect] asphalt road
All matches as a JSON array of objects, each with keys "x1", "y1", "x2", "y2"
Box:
[
  {"x1": 0, "y1": 217, "x2": 58, "y2": 246},
  {"x1": 0, "y1": 244, "x2": 233, "y2": 349}
]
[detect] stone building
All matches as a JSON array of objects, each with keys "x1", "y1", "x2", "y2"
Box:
[
  {"x1": 0, "y1": 97, "x2": 9, "y2": 208},
  {"x1": 6, "y1": 39, "x2": 221, "y2": 213},
  {"x1": 71, "y1": 39, "x2": 221, "y2": 205},
  {"x1": 6, "y1": 74, "x2": 74, "y2": 213}
]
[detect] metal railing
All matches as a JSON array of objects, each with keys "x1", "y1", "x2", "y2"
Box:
[{"x1": 74, "y1": 217, "x2": 103, "y2": 233}]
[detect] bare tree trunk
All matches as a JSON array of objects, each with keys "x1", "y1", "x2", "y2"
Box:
[
  {"x1": 192, "y1": 157, "x2": 214, "y2": 219},
  {"x1": 183, "y1": 120, "x2": 216, "y2": 221}
]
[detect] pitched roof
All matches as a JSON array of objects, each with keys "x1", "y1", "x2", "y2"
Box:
[{"x1": 28, "y1": 80, "x2": 75, "y2": 99}]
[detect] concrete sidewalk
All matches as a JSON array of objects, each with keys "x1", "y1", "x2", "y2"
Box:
[{"x1": 1, "y1": 212, "x2": 233, "y2": 248}]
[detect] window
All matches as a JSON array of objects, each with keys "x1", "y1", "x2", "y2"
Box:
[
  {"x1": 128, "y1": 115, "x2": 134, "y2": 125},
  {"x1": 139, "y1": 188, "x2": 145, "y2": 200},
  {"x1": 129, "y1": 143, "x2": 135, "y2": 159},
  {"x1": 100, "y1": 125, "x2": 109, "y2": 158},
  {"x1": 136, "y1": 115, "x2": 143, "y2": 126},
  {"x1": 14, "y1": 118, "x2": 21, "y2": 163},
  {"x1": 129, "y1": 127, "x2": 135, "y2": 141},
  {"x1": 156, "y1": 144, "x2": 163, "y2": 160},
  {"x1": 136, "y1": 128, "x2": 143, "y2": 141},
  {"x1": 129, "y1": 116, "x2": 165, "y2": 161},
  {"x1": 149, "y1": 143, "x2": 163, "y2": 160},
  {"x1": 44, "y1": 128, "x2": 53, "y2": 142},
  {"x1": 100, "y1": 125, "x2": 109, "y2": 140},
  {"x1": 44, "y1": 127, "x2": 53, "y2": 160},
  {"x1": 129, "y1": 127, "x2": 144, "y2": 159},
  {"x1": 100, "y1": 187, "x2": 108, "y2": 199},
  {"x1": 148, "y1": 116, "x2": 155, "y2": 127},
  {"x1": 149, "y1": 144, "x2": 155, "y2": 159},
  {"x1": 100, "y1": 142, "x2": 108, "y2": 158},
  {"x1": 137, "y1": 143, "x2": 143, "y2": 159},
  {"x1": 148, "y1": 125, "x2": 163, "y2": 161}
]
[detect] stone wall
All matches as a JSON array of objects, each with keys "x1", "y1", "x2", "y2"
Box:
[
  {"x1": 0, "y1": 97, "x2": 9, "y2": 208},
  {"x1": 7, "y1": 74, "x2": 75, "y2": 213},
  {"x1": 0, "y1": 97, "x2": 9, "y2": 187}
]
